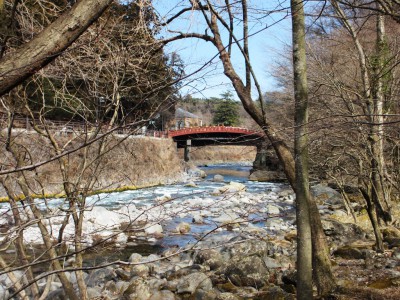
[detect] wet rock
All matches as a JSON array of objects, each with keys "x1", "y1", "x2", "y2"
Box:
[
  {"x1": 176, "y1": 222, "x2": 191, "y2": 234},
  {"x1": 156, "y1": 194, "x2": 172, "y2": 204},
  {"x1": 185, "y1": 181, "x2": 198, "y2": 188},
  {"x1": 213, "y1": 174, "x2": 224, "y2": 182},
  {"x1": 215, "y1": 182, "x2": 246, "y2": 194},
  {"x1": 224, "y1": 255, "x2": 268, "y2": 287},
  {"x1": 176, "y1": 272, "x2": 213, "y2": 294},
  {"x1": 192, "y1": 214, "x2": 204, "y2": 224}
]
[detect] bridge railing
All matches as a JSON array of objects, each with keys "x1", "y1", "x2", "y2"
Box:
[{"x1": 167, "y1": 125, "x2": 263, "y2": 137}]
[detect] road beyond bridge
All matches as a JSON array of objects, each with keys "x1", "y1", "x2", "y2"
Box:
[{"x1": 167, "y1": 126, "x2": 265, "y2": 162}]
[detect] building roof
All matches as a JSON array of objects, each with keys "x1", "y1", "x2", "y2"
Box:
[{"x1": 175, "y1": 108, "x2": 200, "y2": 119}]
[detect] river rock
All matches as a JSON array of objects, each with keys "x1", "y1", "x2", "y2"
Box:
[
  {"x1": 145, "y1": 224, "x2": 163, "y2": 235},
  {"x1": 124, "y1": 277, "x2": 152, "y2": 299},
  {"x1": 187, "y1": 166, "x2": 207, "y2": 178},
  {"x1": 224, "y1": 255, "x2": 269, "y2": 287},
  {"x1": 86, "y1": 267, "x2": 116, "y2": 287},
  {"x1": 87, "y1": 287, "x2": 102, "y2": 299},
  {"x1": 176, "y1": 222, "x2": 191, "y2": 234},
  {"x1": 194, "y1": 249, "x2": 225, "y2": 270},
  {"x1": 322, "y1": 218, "x2": 367, "y2": 246},
  {"x1": 185, "y1": 181, "x2": 197, "y2": 188},
  {"x1": 192, "y1": 214, "x2": 204, "y2": 224},
  {"x1": 149, "y1": 290, "x2": 176, "y2": 300},
  {"x1": 213, "y1": 174, "x2": 224, "y2": 182},
  {"x1": 311, "y1": 184, "x2": 343, "y2": 206},
  {"x1": 129, "y1": 253, "x2": 143, "y2": 264},
  {"x1": 85, "y1": 206, "x2": 124, "y2": 228},
  {"x1": 333, "y1": 246, "x2": 365, "y2": 259},
  {"x1": 213, "y1": 211, "x2": 241, "y2": 224},
  {"x1": 131, "y1": 264, "x2": 150, "y2": 278},
  {"x1": 176, "y1": 272, "x2": 213, "y2": 294},
  {"x1": 266, "y1": 204, "x2": 281, "y2": 215}
]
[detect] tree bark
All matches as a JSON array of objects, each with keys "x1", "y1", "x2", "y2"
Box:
[
  {"x1": 291, "y1": 1, "x2": 313, "y2": 298},
  {"x1": 0, "y1": 0, "x2": 113, "y2": 96}
]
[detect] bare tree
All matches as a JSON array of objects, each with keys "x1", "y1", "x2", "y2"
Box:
[{"x1": 161, "y1": 0, "x2": 336, "y2": 296}]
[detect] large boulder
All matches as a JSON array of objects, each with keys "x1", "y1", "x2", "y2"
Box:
[
  {"x1": 311, "y1": 184, "x2": 343, "y2": 206},
  {"x1": 322, "y1": 218, "x2": 367, "y2": 246}
]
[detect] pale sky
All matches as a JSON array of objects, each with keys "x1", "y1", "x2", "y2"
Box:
[{"x1": 153, "y1": 0, "x2": 292, "y2": 99}]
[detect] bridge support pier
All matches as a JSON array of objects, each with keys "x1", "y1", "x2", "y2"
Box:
[
  {"x1": 184, "y1": 140, "x2": 191, "y2": 162},
  {"x1": 250, "y1": 139, "x2": 284, "y2": 181}
]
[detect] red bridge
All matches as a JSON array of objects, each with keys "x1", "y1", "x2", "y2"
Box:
[{"x1": 167, "y1": 126, "x2": 264, "y2": 148}]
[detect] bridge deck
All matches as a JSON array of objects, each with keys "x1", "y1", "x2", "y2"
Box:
[{"x1": 168, "y1": 126, "x2": 264, "y2": 148}]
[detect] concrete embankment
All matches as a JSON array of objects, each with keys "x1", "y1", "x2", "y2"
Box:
[
  {"x1": 0, "y1": 133, "x2": 184, "y2": 198},
  {"x1": 178, "y1": 145, "x2": 256, "y2": 165}
]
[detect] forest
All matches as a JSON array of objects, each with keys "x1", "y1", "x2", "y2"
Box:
[{"x1": 0, "y1": 0, "x2": 400, "y2": 299}]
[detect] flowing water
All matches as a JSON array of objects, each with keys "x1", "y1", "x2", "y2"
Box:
[{"x1": 0, "y1": 163, "x2": 292, "y2": 264}]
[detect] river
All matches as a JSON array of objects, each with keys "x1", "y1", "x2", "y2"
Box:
[{"x1": 0, "y1": 163, "x2": 295, "y2": 265}]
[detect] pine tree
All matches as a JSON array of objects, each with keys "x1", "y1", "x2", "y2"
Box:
[{"x1": 213, "y1": 91, "x2": 239, "y2": 126}]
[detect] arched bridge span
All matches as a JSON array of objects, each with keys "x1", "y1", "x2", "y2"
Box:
[{"x1": 168, "y1": 126, "x2": 264, "y2": 148}]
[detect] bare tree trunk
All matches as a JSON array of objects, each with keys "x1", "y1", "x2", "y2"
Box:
[
  {"x1": 371, "y1": 7, "x2": 391, "y2": 224},
  {"x1": 0, "y1": 0, "x2": 113, "y2": 96},
  {"x1": 291, "y1": 1, "x2": 312, "y2": 298}
]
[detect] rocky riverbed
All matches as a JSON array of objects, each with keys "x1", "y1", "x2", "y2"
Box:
[{"x1": 1, "y1": 166, "x2": 400, "y2": 299}]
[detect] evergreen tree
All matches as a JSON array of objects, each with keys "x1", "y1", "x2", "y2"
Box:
[{"x1": 213, "y1": 91, "x2": 239, "y2": 126}]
